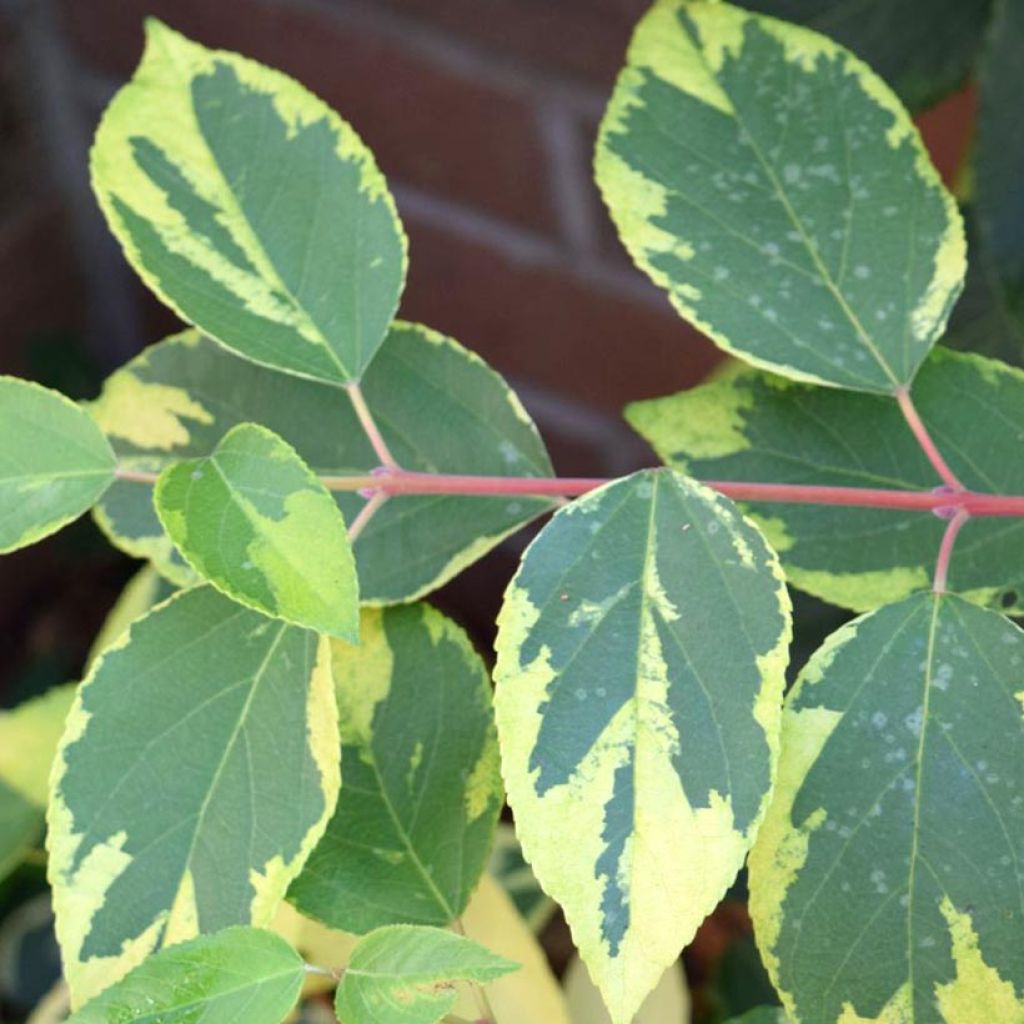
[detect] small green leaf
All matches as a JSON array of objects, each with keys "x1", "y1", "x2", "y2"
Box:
[
  {"x1": 739, "y1": 0, "x2": 989, "y2": 111},
  {"x1": 0, "y1": 684, "x2": 76, "y2": 882},
  {"x1": 156, "y1": 423, "x2": 359, "y2": 639},
  {"x1": 48, "y1": 585, "x2": 340, "y2": 1006},
  {"x1": 749, "y1": 594, "x2": 1024, "y2": 1022},
  {"x1": 0, "y1": 377, "x2": 116, "y2": 552},
  {"x1": 92, "y1": 324, "x2": 554, "y2": 601},
  {"x1": 91, "y1": 19, "x2": 406, "y2": 385},
  {"x1": 66, "y1": 926, "x2": 304, "y2": 1024},
  {"x1": 289, "y1": 604, "x2": 502, "y2": 931},
  {"x1": 334, "y1": 925, "x2": 518, "y2": 1024},
  {"x1": 596, "y1": 0, "x2": 965, "y2": 393},
  {"x1": 494, "y1": 468, "x2": 791, "y2": 1024},
  {"x1": 627, "y1": 347, "x2": 1024, "y2": 613}
]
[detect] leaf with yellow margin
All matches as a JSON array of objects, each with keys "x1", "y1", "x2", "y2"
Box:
[
  {"x1": 289, "y1": 604, "x2": 502, "y2": 932},
  {"x1": 494, "y1": 468, "x2": 791, "y2": 1023},
  {"x1": 563, "y1": 953, "x2": 690, "y2": 1024},
  {"x1": 627, "y1": 348, "x2": 1024, "y2": 614},
  {"x1": 749, "y1": 593, "x2": 1024, "y2": 1023},
  {"x1": 596, "y1": 0, "x2": 965, "y2": 393},
  {"x1": 156, "y1": 423, "x2": 359, "y2": 639},
  {"x1": 91, "y1": 20, "x2": 406, "y2": 385},
  {"x1": 47, "y1": 585, "x2": 340, "y2": 1007},
  {"x1": 90, "y1": 324, "x2": 554, "y2": 602}
]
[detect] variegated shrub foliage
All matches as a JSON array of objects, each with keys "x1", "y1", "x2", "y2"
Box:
[{"x1": 0, "y1": 3, "x2": 1021, "y2": 1023}]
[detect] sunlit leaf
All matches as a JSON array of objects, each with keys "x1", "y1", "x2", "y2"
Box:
[
  {"x1": 157, "y1": 423, "x2": 358, "y2": 638},
  {"x1": 596, "y1": 0, "x2": 965, "y2": 393},
  {"x1": 91, "y1": 20, "x2": 405, "y2": 385},
  {"x1": 495, "y1": 468, "x2": 790, "y2": 1023},
  {"x1": 48, "y1": 586, "x2": 339, "y2": 1006},
  {"x1": 289, "y1": 604, "x2": 501, "y2": 931}
]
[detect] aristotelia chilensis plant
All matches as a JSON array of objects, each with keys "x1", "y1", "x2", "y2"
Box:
[{"x1": 1, "y1": 2, "x2": 1022, "y2": 1023}]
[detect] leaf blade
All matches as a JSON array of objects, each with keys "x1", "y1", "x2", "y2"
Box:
[
  {"x1": 289, "y1": 604, "x2": 503, "y2": 931},
  {"x1": 48, "y1": 585, "x2": 340, "y2": 1006},
  {"x1": 91, "y1": 20, "x2": 406, "y2": 385},
  {"x1": 156, "y1": 422, "x2": 359, "y2": 639},
  {"x1": 92, "y1": 323, "x2": 554, "y2": 602},
  {"x1": 749, "y1": 594, "x2": 1024, "y2": 1022},
  {"x1": 596, "y1": 0, "x2": 965, "y2": 392},
  {"x1": 494, "y1": 468, "x2": 791, "y2": 1023},
  {"x1": 0, "y1": 377, "x2": 116, "y2": 552},
  {"x1": 66, "y1": 926, "x2": 304, "y2": 1024}
]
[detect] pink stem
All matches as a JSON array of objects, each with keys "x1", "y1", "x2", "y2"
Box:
[
  {"x1": 112, "y1": 466, "x2": 1024, "y2": 517},
  {"x1": 895, "y1": 387, "x2": 964, "y2": 491},
  {"x1": 346, "y1": 491, "x2": 386, "y2": 541},
  {"x1": 345, "y1": 382, "x2": 398, "y2": 468},
  {"x1": 933, "y1": 509, "x2": 970, "y2": 593}
]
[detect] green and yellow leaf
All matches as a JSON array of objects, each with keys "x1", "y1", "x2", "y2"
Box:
[
  {"x1": 91, "y1": 324, "x2": 555, "y2": 601},
  {"x1": 749, "y1": 593, "x2": 1024, "y2": 1022},
  {"x1": 289, "y1": 604, "x2": 502, "y2": 931},
  {"x1": 494, "y1": 468, "x2": 791, "y2": 1023},
  {"x1": 66, "y1": 926, "x2": 304, "y2": 1024},
  {"x1": 333, "y1": 925, "x2": 518, "y2": 1024},
  {"x1": 91, "y1": 19, "x2": 406, "y2": 385},
  {"x1": 596, "y1": 0, "x2": 965, "y2": 393},
  {"x1": 48, "y1": 585, "x2": 340, "y2": 1006},
  {"x1": 0, "y1": 377, "x2": 116, "y2": 553},
  {"x1": 563, "y1": 955, "x2": 690, "y2": 1024},
  {"x1": 627, "y1": 348, "x2": 1024, "y2": 613},
  {"x1": 0, "y1": 684, "x2": 76, "y2": 881},
  {"x1": 156, "y1": 423, "x2": 358, "y2": 639}
]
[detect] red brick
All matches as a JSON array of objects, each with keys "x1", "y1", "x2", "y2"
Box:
[
  {"x1": 59, "y1": 0, "x2": 558, "y2": 236},
  {"x1": 333, "y1": 0, "x2": 637, "y2": 89},
  {"x1": 399, "y1": 217, "x2": 722, "y2": 417}
]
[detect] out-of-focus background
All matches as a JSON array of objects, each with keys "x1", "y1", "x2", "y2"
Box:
[{"x1": 0, "y1": 0, "x2": 979, "y2": 1019}]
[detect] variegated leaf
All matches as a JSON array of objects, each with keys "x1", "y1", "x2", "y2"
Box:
[
  {"x1": 156, "y1": 423, "x2": 359, "y2": 638},
  {"x1": 91, "y1": 19, "x2": 406, "y2": 385},
  {"x1": 749, "y1": 594, "x2": 1024, "y2": 1023},
  {"x1": 627, "y1": 348, "x2": 1024, "y2": 613},
  {"x1": 596, "y1": 0, "x2": 965, "y2": 393},
  {"x1": 289, "y1": 604, "x2": 502, "y2": 931},
  {"x1": 0, "y1": 377, "x2": 116, "y2": 553},
  {"x1": 48, "y1": 585, "x2": 339, "y2": 1006},
  {"x1": 494, "y1": 468, "x2": 791, "y2": 1023},
  {"x1": 90, "y1": 324, "x2": 554, "y2": 602}
]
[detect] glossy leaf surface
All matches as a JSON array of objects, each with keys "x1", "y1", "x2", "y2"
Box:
[
  {"x1": 495, "y1": 468, "x2": 790, "y2": 1023},
  {"x1": 48, "y1": 586, "x2": 339, "y2": 1005},
  {"x1": 628, "y1": 349, "x2": 1024, "y2": 613},
  {"x1": 596, "y1": 0, "x2": 964, "y2": 393},
  {"x1": 289, "y1": 604, "x2": 502, "y2": 931},
  {"x1": 334, "y1": 925, "x2": 517, "y2": 1024},
  {"x1": 91, "y1": 324, "x2": 554, "y2": 601},
  {"x1": 749, "y1": 593, "x2": 1024, "y2": 1023},
  {"x1": 157, "y1": 423, "x2": 358, "y2": 638},
  {"x1": 91, "y1": 20, "x2": 405, "y2": 385},
  {"x1": 67, "y1": 927, "x2": 304, "y2": 1024},
  {"x1": 0, "y1": 378, "x2": 116, "y2": 552}
]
